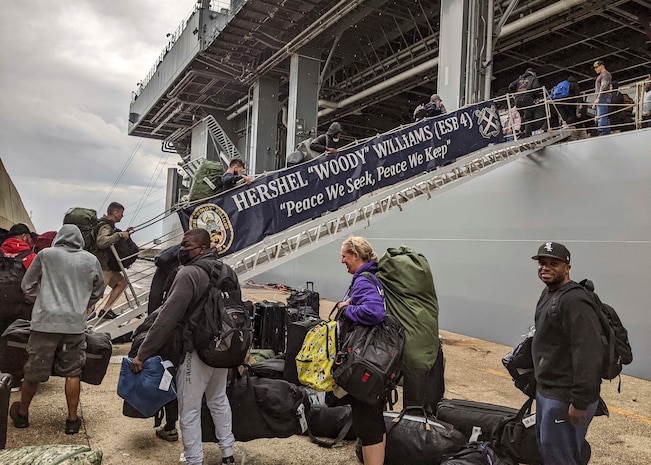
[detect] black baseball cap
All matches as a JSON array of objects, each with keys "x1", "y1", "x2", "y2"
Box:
[
  {"x1": 532, "y1": 242, "x2": 571, "y2": 263},
  {"x1": 8, "y1": 223, "x2": 31, "y2": 237}
]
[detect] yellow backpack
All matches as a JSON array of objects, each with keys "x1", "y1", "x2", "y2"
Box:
[{"x1": 296, "y1": 319, "x2": 338, "y2": 392}]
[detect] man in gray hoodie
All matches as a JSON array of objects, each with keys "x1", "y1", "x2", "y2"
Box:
[{"x1": 11, "y1": 224, "x2": 104, "y2": 434}]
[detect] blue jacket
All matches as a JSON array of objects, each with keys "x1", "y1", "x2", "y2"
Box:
[{"x1": 344, "y1": 261, "x2": 386, "y2": 326}]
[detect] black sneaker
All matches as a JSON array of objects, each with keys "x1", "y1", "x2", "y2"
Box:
[
  {"x1": 222, "y1": 456, "x2": 235, "y2": 464},
  {"x1": 155, "y1": 426, "x2": 179, "y2": 442},
  {"x1": 65, "y1": 417, "x2": 82, "y2": 434},
  {"x1": 9, "y1": 402, "x2": 29, "y2": 428}
]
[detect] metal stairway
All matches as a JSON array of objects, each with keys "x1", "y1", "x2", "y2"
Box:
[
  {"x1": 92, "y1": 129, "x2": 568, "y2": 340},
  {"x1": 224, "y1": 130, "x2": 570, "y2": 281},
  {"x1": 203, "y1": 115, "x2": 241, "y2": 165}
]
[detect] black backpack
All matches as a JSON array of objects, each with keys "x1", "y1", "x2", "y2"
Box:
[
  {"x1": 189, "y1": 259, "x2": 253, "y2": 368},
  {"x1": 0, "y1": 251, "x2": 31, "y2": 311},
  {"x1": 332, "y1": 314, "x2": 405, "y2": 404},
  {"x1": 575, "y1": 279, "x2": 633, "y2": 383}
]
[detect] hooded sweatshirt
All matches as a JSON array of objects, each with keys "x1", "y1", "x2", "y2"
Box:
[
  {"x1": 21, "y1": 224, "x2": 105, "y2": 334},
  {"x1": 344, "y1": 260, "x2": 386, "y2": 326},
  {"x1": 1, "y1": 237, "x2": 36, "y2": 269}
]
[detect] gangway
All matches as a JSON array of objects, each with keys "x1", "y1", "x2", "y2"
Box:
[{"x1": 91, "y1": 128, "x2": 569, "y2": 340}]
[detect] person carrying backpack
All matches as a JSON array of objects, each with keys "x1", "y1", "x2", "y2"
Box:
[
  {"x1": 1, "y1": 223, "x2": 37, "y2": 334},
  {"x1": 131, "y1": 229, "x2": 239, "y2": 465},
  {"x1": 1, "y1": 223, "x2": 36, "y2": 270},
  {"x1": 94, "y1": 202, "x2": 133, "y2": 319},
  {"x1": 508, "y1": 67, "x2": 541, "y2": 137},
  {"x1": 335, "y1": 236, "x2": 386, "y2": 465},
  {"x1": 530, "y1": 242, "x2": 603, "y2": 465}
]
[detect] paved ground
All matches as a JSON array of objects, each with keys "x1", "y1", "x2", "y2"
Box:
[{"x1": 4, "y1": 285, "x2": 651, "y2": 464}]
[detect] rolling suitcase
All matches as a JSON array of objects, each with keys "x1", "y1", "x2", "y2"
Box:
[
  {"x1": 284, "y1": 319, "x2": 320, "y2": 385},
  {"x1": 254, "y1": 301, "x2": 287, "y2": 354},
  {"x1": 0, "y1": 372, "x2": 11, "y2": 449},
  {"x1": 436, "y1": 398, "x2": 519, "y2": 443},
  {"x1": 287, "y1": 282, "x2": 320, "y2": 315}
]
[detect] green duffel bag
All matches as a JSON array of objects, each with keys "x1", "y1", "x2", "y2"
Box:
[
  {"x1": 62, "y1": 207, "x2": 98, "y2": 253},
  {"x1": 0, "y1": 444, "x2": 102, "y2": 464},
  {"x1": 188, "y1": 160, "x2": 225, "y2": 201}
]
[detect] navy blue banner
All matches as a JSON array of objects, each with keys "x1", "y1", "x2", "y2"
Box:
[{"x1": 179, "y1": 101, "x2": 503, "y2": 256}]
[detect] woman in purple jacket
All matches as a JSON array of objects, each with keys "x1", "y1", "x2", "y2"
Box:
[{"x1": 336, "y1": 236, "x2": 386, "y2": 465}]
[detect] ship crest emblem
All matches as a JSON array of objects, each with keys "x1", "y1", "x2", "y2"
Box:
[
  {"x1": 475, "y1": 105, "x2": 501, "y2": 139},
  {"x1": 189, "y1": 203, "x2": 234, "y2": 254}
]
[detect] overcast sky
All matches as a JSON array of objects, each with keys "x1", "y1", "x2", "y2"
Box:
[{"x1": 0, "y1": 0, "x2": 199, "y2": 245}]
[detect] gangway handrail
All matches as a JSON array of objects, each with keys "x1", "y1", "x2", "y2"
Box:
[{"x1": 223, "y1": 130, "x2": 570, "y2": 280}]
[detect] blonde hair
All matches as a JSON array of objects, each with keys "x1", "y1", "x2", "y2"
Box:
[{"x1": 342, "y1": 236, "x2": 378, "y2": 262}]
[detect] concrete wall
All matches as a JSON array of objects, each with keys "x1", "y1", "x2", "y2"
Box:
[
  {"x1": 255, "y1": 129, "x2": 651, "y2": 380},
  {"x1": 0, "y1": 159, "x2": 36, "y2": 231}
]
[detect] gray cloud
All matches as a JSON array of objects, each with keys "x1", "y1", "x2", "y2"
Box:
[{"x1": 0, "y1": 0, "x2": 196, "y2": 242}]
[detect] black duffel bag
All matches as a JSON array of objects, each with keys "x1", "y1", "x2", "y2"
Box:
[
  {"x1": 206, "y1": 368, "x2": 307, "y2": 442},
  {"x1": 0, "y1": 319, "x2": 30, "y2": 386},
  {"x1": 248, "y1": 357, "x2": 285, "y2": 379},
  {"x1": 297, "y1": 386, "x2": 355, "y2": 448},
  {"x1": 356, "y1": 407, "x2": 466, "y2": 465},
  {"x1": 107, "y1": 229, "x2": 139, "y2": 271},
  {"x1": 436, "y1": 398, "x2": 519, "y2": 443},
  {"x1": 79, "y1": 328, "x2": 112, "y2": 385},
  {"x1": 493, "y1": 398, "x2": 542, "y2": 465},
  {"x1": 441, "y1": 441, "x2": 516, "y2": 465}
]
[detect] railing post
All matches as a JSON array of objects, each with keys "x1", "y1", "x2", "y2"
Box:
[{"x1": 110, "y1": 244, "x2": 141, "y2": 307}]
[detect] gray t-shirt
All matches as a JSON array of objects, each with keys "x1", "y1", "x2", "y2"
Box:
[{"x1": 595, "y1": 70, "x2": 612, "y2": 100}]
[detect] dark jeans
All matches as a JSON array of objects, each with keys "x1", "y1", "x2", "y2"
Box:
[{"x1": 536, "y1": 392, "x2": 597, "y2": 465}]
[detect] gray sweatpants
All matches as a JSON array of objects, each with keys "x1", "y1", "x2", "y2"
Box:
[{"x1": 177, "y1": 351, "x2": 234, "y2": 465}]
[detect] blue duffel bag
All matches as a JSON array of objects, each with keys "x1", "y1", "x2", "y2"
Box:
[{"x1": 117, "y1": 356, "x2": 176, "y2": 417}]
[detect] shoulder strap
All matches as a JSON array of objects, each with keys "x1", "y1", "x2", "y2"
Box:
[
  {"x1": 16, "y1": 250, "x2": 32, "y2": 261},
  {"x1": 307, "y1": 415, "x2": 353, "y2": 449}
]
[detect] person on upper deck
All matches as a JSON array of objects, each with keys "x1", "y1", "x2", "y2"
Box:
[
  {"x1": 310, "y1": 122, "x2": 346, "y2": 155},
  {"x1": 221, "y1": 158, "x2": 252, "y2": 191}
]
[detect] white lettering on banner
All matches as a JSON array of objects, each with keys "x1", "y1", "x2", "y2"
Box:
[
  {"x1": 346, "y1": 171, "x2": 375, "y2": 192},
  {"x1": 281, "y1": 193, "x2": 325, "y2": 217},
  {"x1": 231, "y1": 171, "x2": 309, "y2": 211},
  {"x1": 308, "y1": 149, "x2": 369, "y2": 180},
  {"x1": 325, "y1": 183, "x2": 346, "y2": 200},
  {"x1": 371, "y1": 126, "x2": 433, "y2": 158},
  {"x1": 376, "y1": 161, "x2": 408, "y2": 181},
  {"x1": 432, "y1": 117, "x2": 460, "y2": 140},
  {"x1": 407, "y1": 152, "x2": 424, "y2": 167},
  {"x1": 424, "y1": 140, "x2": 451, "y2": 161}
]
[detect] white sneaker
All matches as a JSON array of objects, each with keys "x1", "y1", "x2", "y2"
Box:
[{"x1": 179, "y1": 452, "x2": 186, "y2": 462}]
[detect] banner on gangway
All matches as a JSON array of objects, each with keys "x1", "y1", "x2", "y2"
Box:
[{"x1": 178, "y1": 101, "x2": 503, "y2": 256}]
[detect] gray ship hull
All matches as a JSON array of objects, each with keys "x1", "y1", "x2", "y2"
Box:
[{"x1": 256, "y1": 129, "x2": 651, "y2": 380}]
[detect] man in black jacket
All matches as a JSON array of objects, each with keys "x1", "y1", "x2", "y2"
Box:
[
  {"x1": 221, "y1": 159, "x2": 251, "y2": 191},
  {"x1": 531, "y1": 242, "x2": 603, "y2": 465}
]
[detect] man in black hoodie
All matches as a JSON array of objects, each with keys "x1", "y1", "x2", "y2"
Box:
[
  {"x1": 309, "y1": 122, "x2": 345, "y2": 155},
  {"x1": 531, "y1": 242, "x2": 603, "y2": 465}
]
